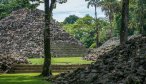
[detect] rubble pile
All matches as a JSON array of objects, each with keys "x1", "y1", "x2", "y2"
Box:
[
  {"x1": 0, "y1": 9, "x2": 87, "y2": 58},
  {"x1": 0, "y1": 53, "x2": 28, "y2": 72},
  {"x1": 84, "y1": 37, "x2": 119, "y2": 61},
  {"x1": 53, "y1": 36, "x2": 146, "y2": 84},
  {"x1": 84, "y1": 35, "x2": 140, "y2": 61}
]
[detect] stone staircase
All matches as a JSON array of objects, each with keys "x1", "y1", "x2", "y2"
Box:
[
  {"x1": 51, "y1": 42, "x2": 87, "y2": 57},
  {"x1": 9, "y1": 64, "x2": 89, "y2": 73}
]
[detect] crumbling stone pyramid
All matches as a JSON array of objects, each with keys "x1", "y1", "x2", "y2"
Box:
[
  {"x1": 0, "y1": 9, "x2": 87, "y2": 58},
  {"x1": 53, "y1": 36, "x2": 146, "y2": 84},
  {"x1": 83, "y1": 37, "x2": 119, "y2": 61},
  {"x1": 83, "y1": 35, "x2": 141, "y2": 61}
]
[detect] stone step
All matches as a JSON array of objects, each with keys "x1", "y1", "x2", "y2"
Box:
[
  {"x1": 52, "y1": 50, "x2": 86, "y2": 52},
  {"x1": 14, "y1": 67, "x2": 78, "y2": 70},
  {"x1": 14, "y1": 66, "x2": 87, "y2": 70},
  {"x1": 14, "y1": 64, "x2": 89, "y2": 67},
  {"x1": 14, "y1": 66, "x2": 78, "y2": 69},
  {"x1": 11, "y1": 64, "x2": 89, "y2": 73},
  {"x1": 13, "y1": 65, "x2": 43, "y2": 67},
  {"x1": 52, "y1": 52, "x2": 86, "y2": 55},
  {"x1": 14, "y1": 67, "x2": 42, "y2": 70},
  {"x1": 51, "y1": 44, "x2": 84, "y2": 48},
  {"x1": 13, "y1": 69, "x2": 71, "y2": 73},
  {"x1": 51, "y1": 49, "x2": 86, "y2": 51}
]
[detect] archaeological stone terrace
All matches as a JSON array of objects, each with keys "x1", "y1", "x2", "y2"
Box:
[{"x1": 0, "y1": 9, "x2": 87, "y2": 58}]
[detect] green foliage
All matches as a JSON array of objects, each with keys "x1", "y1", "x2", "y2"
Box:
[
  {"x1": 63, "y1": 15, "x2": 95, "y2": 47},
  {"x1": 63, "y1": 15, "x2": 79, "y2": 24},
  {"x1": 111, "y1": 0, "x2": 146, "y2": 37},
  {"x1": 99, "y1": 24, "x2": 110, "y2": 42},
  {"x1": 63, "y1": 15, "x2": 110, "y2": 48},
  {"x1": 100, "y1": 0, "x2": 121, "y2": 21},
  {"x1": 113, "y1": 13, "x2": 121, "y2": 37},
  {"x1": 0, "y1": 0, "x2": 37, "y2": 20},
  {"x1": 90, "y1": 43, "x2": 96, "y2": 48},
  {"x1": 85, "y1": 0, "x2": 100, "y2": 8}
]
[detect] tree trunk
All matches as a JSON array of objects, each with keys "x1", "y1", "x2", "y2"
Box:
[
  {"x1": 41, "y1": 0, "x2": 56, "y2": 77},
  {"x1": 95, "y1": 5, "x2": 99, "y2": 48},
  {"x1": 120, "y1": 0, "x2": 129, "y2": 46},
  {"x1": 109, "y1": 8, "x2": 113, "y2": 38},
  {"x1": 143, "y1": 1, "x2": 146, "y2": 36}
]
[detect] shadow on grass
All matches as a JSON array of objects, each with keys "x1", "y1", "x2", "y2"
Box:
[{"x1": 0, "y1": 73, "x2": 51, "y2": 84}]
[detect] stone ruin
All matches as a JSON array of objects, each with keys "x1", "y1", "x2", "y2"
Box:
[
  {"x1": 83, "y1": 37, "x2": 119, "y2": 61},
  {"x1": 0, "y1": 9, "x2": 87, "y2": 58},
  {"x1": 83, "y1": 35, "x2": 141, "y2": 61},
  {"x1": 53, "y1": 35, "x2": 146, "y2": 84},
  {"x1": 0, "y1": 54, "x2": 28, "y2": 72}
]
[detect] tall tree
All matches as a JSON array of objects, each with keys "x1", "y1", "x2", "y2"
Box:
[
  {"x1": 100, "y1": 0, "x2": 121, "y2": 37},
  {"x1": 138, "y1": 0, "x2": 144, "y2": 35},
  {"x1": 41, "y1": 0, "x2": 67, "y2": 77},
  {"x1": 85, "y1": 0, "x2": 100, "y2": 48},
  {"x1": 41, "y1": 0, "x2": 54, "y2": 77},
  {"x1": 120, "y1": 0, "x2": 129, "y2": 46},
  {"x1": 143, "y1": 0, "x2": 146, "y2": 36},
  {"x1": 63, "y1": 15, "x2": 79, "y2": 24}
]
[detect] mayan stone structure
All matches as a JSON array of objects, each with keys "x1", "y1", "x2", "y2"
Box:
[
  {"x1": 0, "y1": 9, "x2": 87, "y2": 58},
  {"x1": 53, "y1": 36, "x2": 146, "y2": 84}
]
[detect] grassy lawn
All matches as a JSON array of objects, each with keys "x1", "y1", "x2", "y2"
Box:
[
  {"x1": 0, "y1": 73, "x2": 51, "y2": 84},
  {"x1": 0, "y1": 57, "x2": 92, "y2": 84},
  {"x1": 28, "y1": 57, "x2": 93, "y2": 65}
]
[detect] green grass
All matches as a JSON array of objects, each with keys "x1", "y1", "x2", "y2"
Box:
[
  {"x1": 28, "y1": 57, "x2": 93, "y2": 65},
  {"x1": 0, "y1": 73, "x2": 51, "y2": 84},
  {"x1": 0, "y1": 57, "x2": 92, "y2": 84}
]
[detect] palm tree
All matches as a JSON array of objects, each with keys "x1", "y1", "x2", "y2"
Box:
[
  {"x1": 120, "y1": 0, "x2": 129, "y2": 46},
  {"x1": 86, "y1": 0, "x2": 100, "y2": 48},
  {"x1": 100, "y1": 0, "x2": 121, "y2": 38}
]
